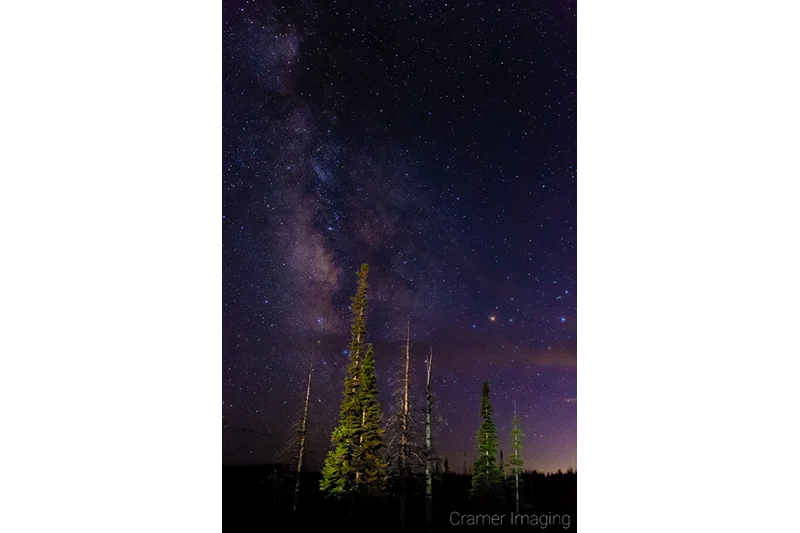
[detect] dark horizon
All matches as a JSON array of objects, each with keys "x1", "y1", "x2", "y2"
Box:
[{"x1": 222, "y1": 462, "x2": 577, "y2": 476}]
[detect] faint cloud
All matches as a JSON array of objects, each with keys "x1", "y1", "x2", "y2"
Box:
[{"x1": 529, "y1": 349, "x2": 577, "y2": 368}]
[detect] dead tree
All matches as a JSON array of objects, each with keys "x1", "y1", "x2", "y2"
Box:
[
  {"x1": 273, "y1": 345, "x2": 316, "y2": 511},
  {"x1": 424, "y1": 347, "x2": 434, "y2": 532},
  {"x1": 508, "y1": 400, "x2": 525, "y2": 515},
  {"x1": 401, "y1": 323, "x2": 410, "y2": 530},
  {"x1": 385, "y1": 322, "x2": 421, "y2": 531},
  {"x1": 293, "y1": 348, "x2": 314, "y2": 512}
]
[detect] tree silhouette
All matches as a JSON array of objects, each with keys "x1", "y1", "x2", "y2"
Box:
[
  {"x1": 385, "y1": 322, "x2": 418, "y2": 530},
  {"x1": 470, "y1": 381, "x2": 503, "y2": 503},
  {"x1": 292, "y1": 348, "x2": 314, "y2": 512},
  {"x1": 424, "y1": 347, "x2": 435, "y2": 532},
  {"x1": 508, "y1": 401, "x2": 525, "y2": 514}
]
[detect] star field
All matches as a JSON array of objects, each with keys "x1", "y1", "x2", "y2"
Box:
[{"x1": 223, "y1": 0, "x2": 576, "y2": 473}]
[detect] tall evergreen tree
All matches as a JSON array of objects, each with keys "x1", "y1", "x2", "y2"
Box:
[
  {"x1": 508, "y1": 401, "x2": 525, "y2": 514},
  {"x1": 321, "y1": 264, "x2": 385, "y2": 497},
  {"x1": 354, "y1": 343, "x2": 387, "y2": 495},
  {"x1": 471, "y1": 381, "x2": 503, "y2": 502}
]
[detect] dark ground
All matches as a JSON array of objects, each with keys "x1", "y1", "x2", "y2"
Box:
[{"x1": 223, "y1": 465, "x2": 576, "y2": 532}]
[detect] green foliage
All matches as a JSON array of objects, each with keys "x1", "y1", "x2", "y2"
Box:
[
  {"x1": 470, "y1": 381, "x2": 503, "y2": 502},
  {"x1": 320, "y1": 439, "x2": 352, "y2": 496},
  {"x1": 349, "y1": 263, "x2": 369, "y2": 361},
  {"x1": 320, "y1": 264, "x2": 386, "y2": 499},
  {"x1": 508, "y1": 413, "x2": 524, "y2": 477},
  {"x1": 354, "y1": 344, "x2": 387, "y2": 495}
]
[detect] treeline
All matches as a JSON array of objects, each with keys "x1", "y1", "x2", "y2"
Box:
[{"x1": 240, "y1": 264, "x2": 574, "y2": 531}]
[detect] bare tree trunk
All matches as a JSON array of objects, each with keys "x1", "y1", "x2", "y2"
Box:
[
  {"x1": 399, "y1": 322, "x2": 411, "y2": 531},
  {"x1": 515, "y1": 400, "x2": 520, "y2": 514},
  {"x1": 272, "y1": 466, "x2": 278, "y2": 505},
  {"x1": 293, "y1": 348, "x2": 313, "y2": 512},
  {"x1": 425, "y1": 347, "x2": 434, "y2": 532}
]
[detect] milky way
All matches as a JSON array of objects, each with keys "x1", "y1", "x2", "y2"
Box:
[{"x1": 223, "y1": 0, "x2": 576, "y2": 473}]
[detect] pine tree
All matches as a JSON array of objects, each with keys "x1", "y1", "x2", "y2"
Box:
[
  {"x1": 508, "y1": 401, "x2": 525, "y2": 514},
  {"x1": 321, "y1": 264, "x2": 381, "y2": 498},
  {"x1": 355, "y1": 343, "x2": 387, "y2": 494},
  {"x1": 471, "y1": 381, "x2": 503, "y2": 502}
]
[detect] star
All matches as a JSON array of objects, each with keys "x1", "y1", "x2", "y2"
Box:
[{"x1": 222, "y1": 0, "x2": 576, "y2": 474}]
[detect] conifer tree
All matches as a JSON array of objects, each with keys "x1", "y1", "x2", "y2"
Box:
[
  {"x1": 321, "y1": 264, "x2": 380, "y2": 497},
  {"x1": 508, "y1": 401, "x2": 525, "y2": 514},
  {"x1": 354, "y1": 343, "x2": 387, "y2": 495},
  {"x1": 471, "y1": 381, "x2": 503, "y2": 502}
]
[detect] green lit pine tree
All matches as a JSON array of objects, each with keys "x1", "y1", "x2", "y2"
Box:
[
  {"x1": 321, "y1": 264, "x2": 386, "y2": 499},
  {"x1": 353, "y1": 343, "x2": 387, "y2": 495},
  {"x1": 508, "y1": 401, "x2": 525, "y2": 514},
  {"x1": 471, "y1": 381, "x2": 503, "y2": 504}
]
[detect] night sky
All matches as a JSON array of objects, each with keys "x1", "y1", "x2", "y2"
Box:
[{"x1": 223, "y1": 0, "x2": 576, "y2": 473}]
